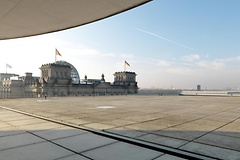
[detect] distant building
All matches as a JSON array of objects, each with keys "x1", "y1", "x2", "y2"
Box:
[
  {"x1": 0, "y1": 73, "x2": 19, "y2": 81},
  {"x1": 0, "y1": 72, "x2": 40, "y2": 98},
  {"x1": 197, "y1": 85, "x2": 201, "y2": 91},
  {"x1": 0, "y1": 61, "x2": 138, "y2": 98}
]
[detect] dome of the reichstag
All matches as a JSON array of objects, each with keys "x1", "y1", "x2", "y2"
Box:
[{"x1": 55, "y1": 61, "x2": 80, "y2": 84}]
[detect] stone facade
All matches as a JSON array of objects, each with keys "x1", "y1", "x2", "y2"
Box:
[
  {"x1": 0, "y1": 61, "x2": 138, "y2": 98},
  {"x1": 0, "y1": 73, "x2": 40, "y2": 98}
]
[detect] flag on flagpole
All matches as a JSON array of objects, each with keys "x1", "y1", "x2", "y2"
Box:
[
  {"x1": 125, "y1": 61, "x2": 130, "y2": 67},
  {"x1": 6, "y1": 63, "x2": 12, "y2": 68},
  {"x1": 56, "y1": 49, "x2": 62, "y2": 56},
  {"x1": 124, "y1": 60, "x2": 130, "y2": 72},
  {"x1": 6, "y1": 63, "x2": 12, "y2": 73}
]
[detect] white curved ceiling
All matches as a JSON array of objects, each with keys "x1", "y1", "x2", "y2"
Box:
[{"x1": 0, "y1": 0, "x2": 151, "y2": 40}]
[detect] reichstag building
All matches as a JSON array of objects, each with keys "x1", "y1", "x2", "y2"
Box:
[{"x1": 0, "y1": 61, "x2": 138, "y2": 98}]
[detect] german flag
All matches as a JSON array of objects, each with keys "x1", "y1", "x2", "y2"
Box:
[
  {"x1": 56, "y1": 49, "x2": 62, "y2": 56},
  {"x1": 125, "y1": 60, "x2": 130, "y2": 66}
]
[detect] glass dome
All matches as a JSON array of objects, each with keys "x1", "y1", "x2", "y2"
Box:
[{"x1": 55, "y1": 60, "x2": 80, "y2": 84}]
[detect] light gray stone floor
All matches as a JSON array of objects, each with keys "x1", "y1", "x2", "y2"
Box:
[
  {"x1": 0, "y1": 107, "x2": 183, "y2": 160},
  {"x1": 1, "y1": 96, "x2": 240, "y2": 159}
]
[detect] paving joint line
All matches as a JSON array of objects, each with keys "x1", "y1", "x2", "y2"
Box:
[
  {"x1": 54, "y1": 154, "x2": 92, "y2": 160},
  {"x1": 80, "y1": 141, "x2": 118, "y2": 154},
  {"x1": 151, "y1": 153, "x2": 171, "y2": 160},
  {"x1": 25, "y1": 131, "x2": 94, "y2": 160},
  {"x1": 115, "y1": 106, "x2": 235, "y2": 132},
  {"x1": 177, "y1": 114, "x2": 240, "y2": 151},
  {"x1": 0, "y1": 105, "x2": 216, "y2": 160},
  {"x1": 0, "y1": 140, "x2": 46, "y2": 152}
]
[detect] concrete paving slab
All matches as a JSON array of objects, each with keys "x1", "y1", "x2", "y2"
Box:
[
  {"x1": 203, "y1": 116, "x2": 237, "y2": 123},
  {"x1": 102, "y1": 119, "x2": 137, "y2": 127},
  {"x1": 18, "y1": 122, "x2": 64, "y2": 131},
  {"x1": 213, "y1": 130, "x2": 240, "y2": 139},
  {"x1": 122, "y1": 113, "x2": 170, "y2": 122},
  {"x1": 180, "y1": 142, "x2": 240, "y2": 160},
  {"x1": 0, "y1": 141, "x2": 73, "y2": 160},
  {"x1": 105, "y1": 127, "x2": 147, "y2": 138},
  {"x1": 214, "y1": 123, "x2": 240, "y2": 138},
  {"x1": 235, "y1": 119, "x2": 240, "y2": 123},
  {"x1": 6, "y1": 118, "x2": 47, "y2": 126},
  {"x1": 203, "y1": 112, "x2": 240, "y2": 122},
  {"x1": 34, "y1": 126, "x2": 87, "y2": 140},
  {"x1": 155, "y1": 154, "x2": 187, "y2": 160},
  {"x1": 176, "y1": 113, "x2": 207, "y2": 120},
  {"x1": 57, "y1": 154, "x2": 91, "y2": 160},
  {"x1": 138, "y1": 134, "x2": 188, "y2": 148},
  {"x1": 230, "y1": 107, "x2": 240, "y2": 113},
  {"x1": 83, "y1": 123, "x2": 115, "y2": 130},
  {"x1": 160, "y1": 115, "x2": 199, "y2": 124},
  {"x1": 99, "y1": 113, "x2": 135, "y2": 119},
  {"x1": 160, "y1": 109, "x2": 194, "y2": 116},
  {"x1": 0, "y1": 112, "x2": 23, "y2": 118},
  {"x1": 0, "y1": 126, "x2": 26, "y2": 137},
  {"x1": 221, "y1": 121, "x2": 240, "y2": 130},
  {"x1": 0, "y1": 132, "x2": 45, "y2": 151},
  {"x1": 0, "y1": 110, "x2": 13, "y2": 114},
  {"x1": 153, "y1": 128, "x2": 206, "y2": 141},
  {"x1": 0, "y1": 122, "x2": 12, "y2": 129},
  {"x1": 125, "y1": 122, "x2": 166, "y2": 131},
  {"x1": 52, "y1": 116, "x2": 76, "y2": 121},
  {"x1": 217, "y1": 111, "x2": 240, "y2": 120},
  {"x1": 32, "y1": 112, "x2": 61, "y2": 118},
  {"x1": 53, "y1": 133, "x2": 117, "y2": 153},
  {"x1": 0, "y1": 114, "x2": 34, "y2": 122},
  {"x1": 187, "y1": 110, "x2": 219, "y2": 116},
  {"x1": 194, "y1": 133, "x2": 240, "y2": 151},
  {"x1": 82, "y1": 141, "x2": 163, "y2": 160},
  {"x1": 80, "y1": 116, "x2": 116, "y2": 122},
  {"x1": 170, "y1": 122, "x2": 218, "y2": 132},
  {"x1": 142, "y1": 118, "x2": 186, "y2": 128},
  {"x1": 65, "y1": 118, "x2": 91, "y2": 125},
  {"x1": 192, "y1": 119, "x2": 227, "y2": 128}
]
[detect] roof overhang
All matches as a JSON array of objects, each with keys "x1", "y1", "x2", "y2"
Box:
[{"x1": 0, "y1": 0, "x2": 151, "y2": 40}]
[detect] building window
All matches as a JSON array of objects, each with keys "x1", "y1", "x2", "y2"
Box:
[{"x1": 43, "y1": 70, "x2": 48, "y2": 77}]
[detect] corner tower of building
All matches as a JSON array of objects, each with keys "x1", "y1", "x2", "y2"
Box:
[
  {"x1": 39, "y1": 63, "x2": 72, "y2": 85},
  {"x1": 114, "y1": 71, "x2": 137, "y2": 83},
  {"x1": 113, "y1": 71, "x2": 138, "y2": 94}
]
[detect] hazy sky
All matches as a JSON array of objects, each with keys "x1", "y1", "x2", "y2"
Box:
[{"x1": 1, "y1": 0, "x2": 240, "y2": 90}]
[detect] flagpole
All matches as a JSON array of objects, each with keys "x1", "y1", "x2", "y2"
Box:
[
  {"x1": 6, "y1": 64, "x2": 7, "y2": 73},
  {"x1": 124, "y1": 61, "x2": 126, "y2": 72},
  {"x1": 55, "y1": 49, "x2": 56, "y2": 62}
]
